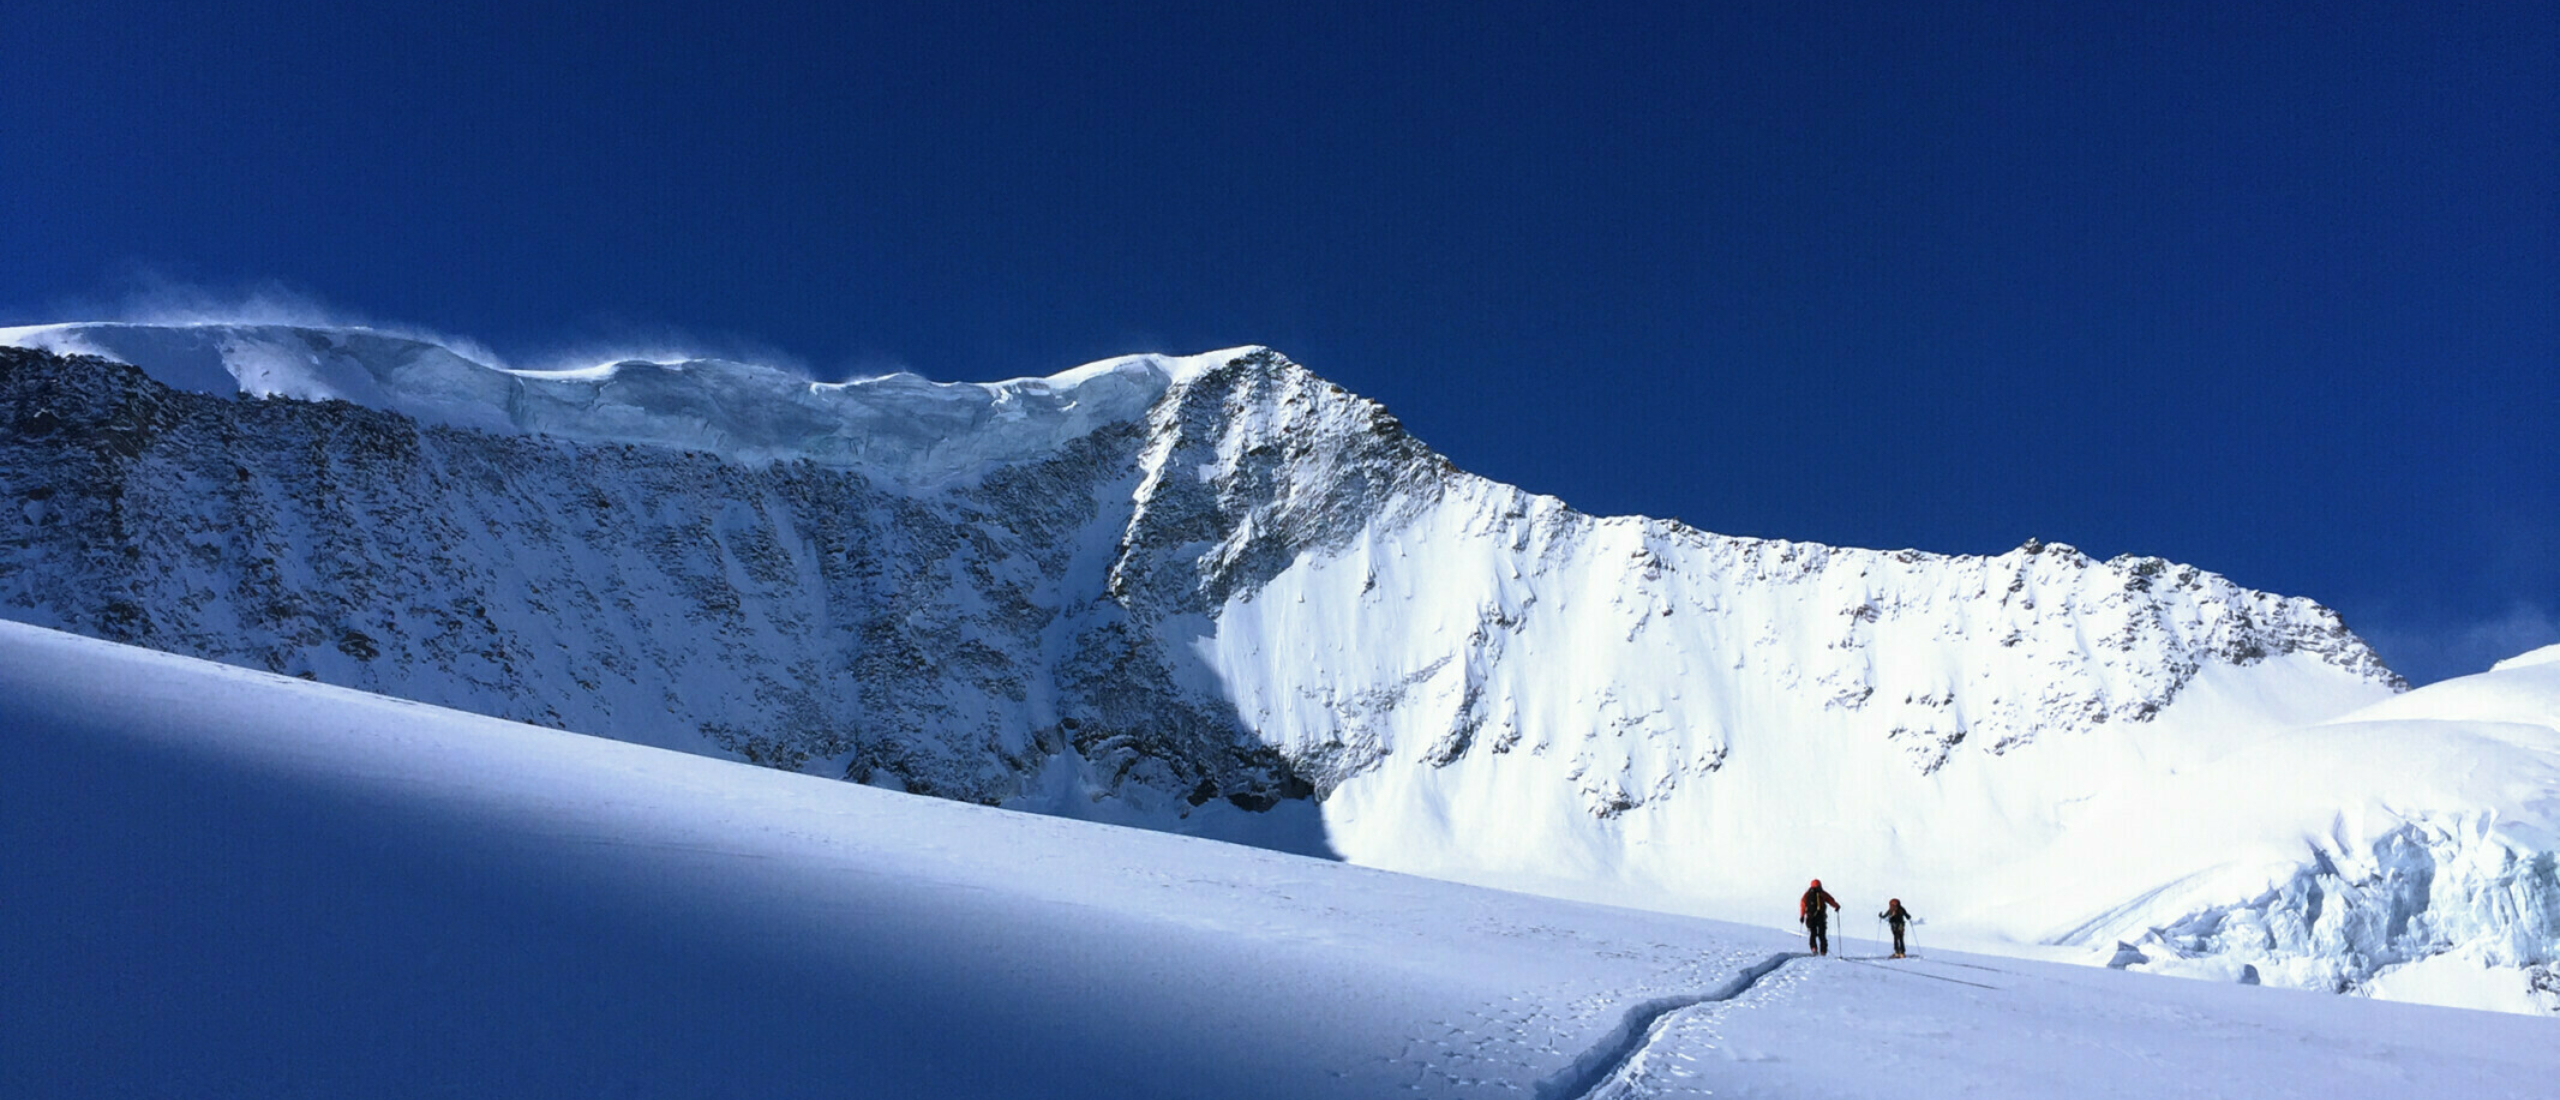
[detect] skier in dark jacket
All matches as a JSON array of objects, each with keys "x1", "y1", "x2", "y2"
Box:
[
  {"x1": 1880, "y1": 898, "x2": 1916, "y2": 958},
  {"x1": 1799, "y1": 878, "x2": 1841, "y2": 956}
]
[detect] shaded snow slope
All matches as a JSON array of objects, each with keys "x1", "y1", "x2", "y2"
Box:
[
  {"x1": 14, "y1": 324, "x2": 2530, "y2": 1012},
  {"x1": 0, "y1": 620, "x2": 1748, "y2": 1098},
  {"x1": 6, "y1": 621, "x2": 2555, "y2": 1099}
]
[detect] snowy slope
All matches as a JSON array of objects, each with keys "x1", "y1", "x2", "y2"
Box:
[
  {"x1": 1994, "y1": 648, "x2": 2560, "y2": 1012},
  {"x1": 5, "y1": 620, "x2": 2554, "y2": 1099},
  {"x1": 0, "y1": 619, "x2": 1738, "y2": 1098},
  {"x1": 10, "y1": 322, "x2": 2550, "y2": 1013}
]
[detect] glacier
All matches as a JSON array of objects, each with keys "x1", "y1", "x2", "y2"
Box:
[
  {"x1": 2, "y1": 320, "x2": 2552, "y2": 1013},
  {"x1": 2021, "y1": 645, "x2": 2560, "y2": 1012}
]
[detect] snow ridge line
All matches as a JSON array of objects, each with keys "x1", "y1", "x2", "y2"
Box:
[{"x1": 1534, "y1": 951, "x2": 1798, "y2": 1100}]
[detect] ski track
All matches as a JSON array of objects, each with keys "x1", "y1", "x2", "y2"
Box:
[
  {"x1": 1838, "y1": 957, "x2": 2002, "y2": 990},
  {"x1": 1902, "y1": 955, "x2": 2013, "y2": 974},
  {"x1": 1535, "y1": 952, "x2": 1798, "y2": 1100}
]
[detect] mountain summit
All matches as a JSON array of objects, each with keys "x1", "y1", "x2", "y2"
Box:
[{"x1": 3, "y1": 322, "x2": 2548, "y2": 1012}]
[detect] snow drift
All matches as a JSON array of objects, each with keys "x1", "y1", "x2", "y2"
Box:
[{"x1": 2, "y1": 320, "x2": 2550, "y2": 1012}]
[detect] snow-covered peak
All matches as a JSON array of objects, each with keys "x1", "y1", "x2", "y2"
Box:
[
  {"x1": 0, "y1": 321, "x2": 1256, "y2": 487},
  {"x1": 2492, "y1": 642, "x2": 2560, "y2": 673},
  {"x1": 2334, "y1": 639, "x2": 2560, "y2": 733},
  {"x1": 10, "y1": 322, "x2": 2529, "y2": 1014}
]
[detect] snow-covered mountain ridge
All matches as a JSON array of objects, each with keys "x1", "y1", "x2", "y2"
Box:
[
  {"x1": 6, "y1": 321, "x2": 2548, "y2": 1013},
  {"x1": 0, "y1": 322, "x2": 1220, "y2": 487}
]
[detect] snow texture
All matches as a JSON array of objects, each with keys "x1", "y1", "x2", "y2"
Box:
[
  {"x1": 3, "y1": 322, "x2": 2551, "y2": 1014},
  {"x1": 5, "y1": 620, "x2": 2555, "y2": 1098},
  {"x1": 2010, "y1": 655, "x2": 2560, "y2": 1014}
]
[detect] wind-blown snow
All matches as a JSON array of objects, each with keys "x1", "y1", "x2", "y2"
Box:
[
  {"x1": 4, "y1": 321, "x2": 2550, "y2": 1015},
  {"x1": 5, "y1": 620, "x2": 2553, "y2": 1098},
  {"x1": 0, "y1": 322, "x2": 1240, "y2": 487}
]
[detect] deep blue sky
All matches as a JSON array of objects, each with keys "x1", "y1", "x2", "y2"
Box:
[{"x1": 7, "y1": 1, "x2": 2553, "y2": 682}]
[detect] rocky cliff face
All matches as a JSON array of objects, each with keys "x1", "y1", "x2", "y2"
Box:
[
  {"x1": 0, "y1": 336, "x2": 2398, "y2": 815},
  {"x1": 0, "y1": 344, "x2": 1311, "y2": 813}
]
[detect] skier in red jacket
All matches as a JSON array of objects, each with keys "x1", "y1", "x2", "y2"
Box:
[{"x1": 1799, "y1": 878, "x2": 1841, "y2": 956}]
